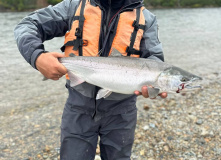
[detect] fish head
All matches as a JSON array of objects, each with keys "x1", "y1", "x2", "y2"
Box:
[{"x1": 158, "y1": 66, "x2": 203, "y2": 93}]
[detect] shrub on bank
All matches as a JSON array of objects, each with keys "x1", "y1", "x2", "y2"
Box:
[
  {"x1": 144, "y1": 0, "x2": 221, "y2": 7},
  {"x1": 47, "y1": 0, "x2": 62, "y2": 5},
  {"x1": 0, "y1": 0, "x2": 36, "y2": 11},
  {"x1": 0, "y1": 0, "x2": 220, "y2": 11}
]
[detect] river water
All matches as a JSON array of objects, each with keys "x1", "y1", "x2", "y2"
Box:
[{"x1": 1, "y1": 8, "x2": 221, "y2": 78}]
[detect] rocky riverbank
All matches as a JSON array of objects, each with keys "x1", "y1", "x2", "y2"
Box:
[{"x1": 0, "y1": 73, "x2": 220, "y2": 160}]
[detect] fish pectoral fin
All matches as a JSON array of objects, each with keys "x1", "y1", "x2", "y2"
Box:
[
  {"x1": 148, "y1": 88, "x2": 160, "y2": 99},
  {"x1": 96, "y1": 89, "x2": 112, "y2": 100},
  {"x1": 69, "y1": 53, "x2": 76, "y2": 57},
  {"x1": 109, "y1": 48, "x2": 123, "y2": 57},
  {"x1": 68, "y1": 71, "x2": 85, "y2": 87}
]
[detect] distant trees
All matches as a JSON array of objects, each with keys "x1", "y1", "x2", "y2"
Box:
[
  {"x1": 0, "y1": 0, "x2": 36, "y2": 11},
  {"x1": 0, "y1": 0, "x2": 62, "y2": 11},
  {"x1": 144, "y1": 0, "x2": 221, "y2": 8},
  {"x1": 47, "y1": 0, "x2": 61, "y2": 5}
]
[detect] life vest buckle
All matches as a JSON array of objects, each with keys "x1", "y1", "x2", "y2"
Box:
[
  {"x1": 132, "y1": 20, "x2": 139, "y2": 31},
  {"x1": 75, "y1": 28, "x2": 82, "y2": 38},
  {"x1": 81, "y1": 40, "x2": 88, "y2": 46}
]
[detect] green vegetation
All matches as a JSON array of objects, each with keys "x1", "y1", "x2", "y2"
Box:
[
  {"x1": 0, "y1": 0, "x2": 220, "y2": 11},
  {"x1": 0, "y1": 0, "x2": 36, "y2": 11},
  {"x1": 47, "y1": 0, "x2": 62, "y2": 5},
  {"x1": 144, "y1": 0, "x2": 221, "y2": 8},
  {"x1": 0, "y1": 0, "x2": 62, "y2": 11}
]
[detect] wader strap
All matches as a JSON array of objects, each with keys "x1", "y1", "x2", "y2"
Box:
[{"x1": 127, "y1": 8, "x2": 145, "y2": 56}]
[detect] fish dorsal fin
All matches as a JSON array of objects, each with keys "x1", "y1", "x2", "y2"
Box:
[
  {"x1": 68, "y1": 71, "x2": 85, "y2": 87},
  {"x1": 109, "y1": 48, "x2": 123, "y2": 57},
  {"x1": 148, "y1": 88, "x2": 160, "y2": 99},
  {"x1": 96, "y1": 89, "x2": 112, "y2": 100}
]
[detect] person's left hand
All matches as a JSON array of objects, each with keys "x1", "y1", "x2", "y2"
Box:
[{"x1": 134, "y1": 86, "x2": 167, "y2": 99}]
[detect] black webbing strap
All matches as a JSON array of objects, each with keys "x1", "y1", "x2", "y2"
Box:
[
  {"x1": 61, "y1": 39, "x2": 88, "y2": 52},
  {"x1": 74, "y1": 0, "x2": 86, "y2": 56},
  {"x1": 127, "y1": 7, "x2": 145, "y2": 56},
  {"x1": 60, "y1": 0, "x2": 87, "y2": 55}
]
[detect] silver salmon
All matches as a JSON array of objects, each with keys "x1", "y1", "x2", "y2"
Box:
[{"x1": 59, "y1": 49, "x2": 202, "y2": 99}]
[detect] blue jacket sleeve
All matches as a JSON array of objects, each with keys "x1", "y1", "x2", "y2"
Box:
[
  {"x1": 14, "y1": 0, "x2": 80, "y2": 69},
  {"x1": 140, "y1": 9, "x2": 164, "y2": 62}
]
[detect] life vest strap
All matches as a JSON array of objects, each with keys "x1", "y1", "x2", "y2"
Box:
[
  {"x1": 61, "y1": 0, "x2": 87, "y2": 55},
  {"x1": 126, "y1": 47, "x2": 141, "y2": 56},
  {"x1": 61, "y1": 39, "x2": 88, "y2": 52},
  {"x1": 132, "y1": 20, "x2": 145, "y2": 31},
  {"x1": 76, "y1": 0, "x2": 86, "y2": 56},
  {"x1": 127, "y1": 7, "x2": 145, "y2": 56}
]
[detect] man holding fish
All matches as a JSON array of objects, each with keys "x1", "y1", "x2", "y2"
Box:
[{"x1": 14, "y1": 0, "x2": 189, "y2": 159}]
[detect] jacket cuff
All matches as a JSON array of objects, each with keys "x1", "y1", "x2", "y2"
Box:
[{"x1": 31, "y1": 49, "x2": 46, "y2": 70}]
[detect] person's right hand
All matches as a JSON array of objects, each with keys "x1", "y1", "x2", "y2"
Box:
[{"x1": 36, "y1": 52, "x2": 67, "y2": 80}]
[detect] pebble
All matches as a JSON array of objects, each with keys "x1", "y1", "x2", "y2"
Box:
[
  {"x1": 140, "y1": 150, "x2": 145, "y2": 156},
  {"x1": 195, "y1": 119, "x2": 203, "y2": 125},
  {"x1": 143, "y1": 104, "x2": 150, "y2": 110},
  {"x1": 163, "y1": 145, "x2": 169, "y2": 152},
  {"x1": 217, "y1": 148, "x2": 221, "y2": 155},
  {"x1": 94, "y1": 155, "x2": 101, "y2": 160},
  {"x1": 143, "y1": 125, "x2": 149, "y2": 130},
  {"x1": 43, "y1": 154, "x2": 48, "y2": 159},
  {"x1": 96, "y1": 146, "x2": 100, "y2": 154},
  {"x1": 0, "y1": 145, "x2": 7, "y2": 150},
  {"x1": 149, "y1": 123, "x2": 156, "y2": 128},
  {"x1": 167, "y1": 136, "x2": 173, "y2": 141},
  {"x1": 1, "y1": 75, "x2": 220, "y2": 160}
]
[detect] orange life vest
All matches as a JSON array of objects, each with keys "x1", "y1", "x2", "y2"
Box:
[{"x1": 61, "y1": 0, "x2": 145, "y2": 79}]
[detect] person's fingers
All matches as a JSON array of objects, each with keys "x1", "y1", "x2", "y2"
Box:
[
  {"x1": 159, "y1": 92, "x2": 167, "y2": 98},
  {"x1": 51, "y1": 77, "x2": 60, "y2": 81},
  {"x1": 51, "y1": 53, "x2": 67, "y2": 75},
  {"x1": 141, "y1": 86, "x2": 149, "y2": 98},
  {"x1": 57, "y1": 63, "x2": 68, "y2": 75},
  {"x1": 51, "y1": 52, "x2": 66, "y2": 58},
  {"x1": 134, "y1": 91, "x2": 141, "y2": 95}
]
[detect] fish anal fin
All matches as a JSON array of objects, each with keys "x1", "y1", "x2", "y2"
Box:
[
  {"x1": 96, "y1": 89, "x2": 112, "y2": 100},
  {"x1": 68, "y1": 71, "x2": 85, "y2": 87},
  {"x1": 148, "y1": 88, "x2": 160, "y2": 99}
]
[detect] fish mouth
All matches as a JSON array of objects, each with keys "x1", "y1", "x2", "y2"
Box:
[{"x1": 176, "y1": 77, "x2": 203, "y2": 93}]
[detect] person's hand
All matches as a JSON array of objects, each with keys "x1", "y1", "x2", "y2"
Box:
[
  {"x1": 134, "y1": 86, "x2": 167, "y2": 99},
  {"x1": 36, "y1": 52, "x2": 67, "y2": 80}
]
